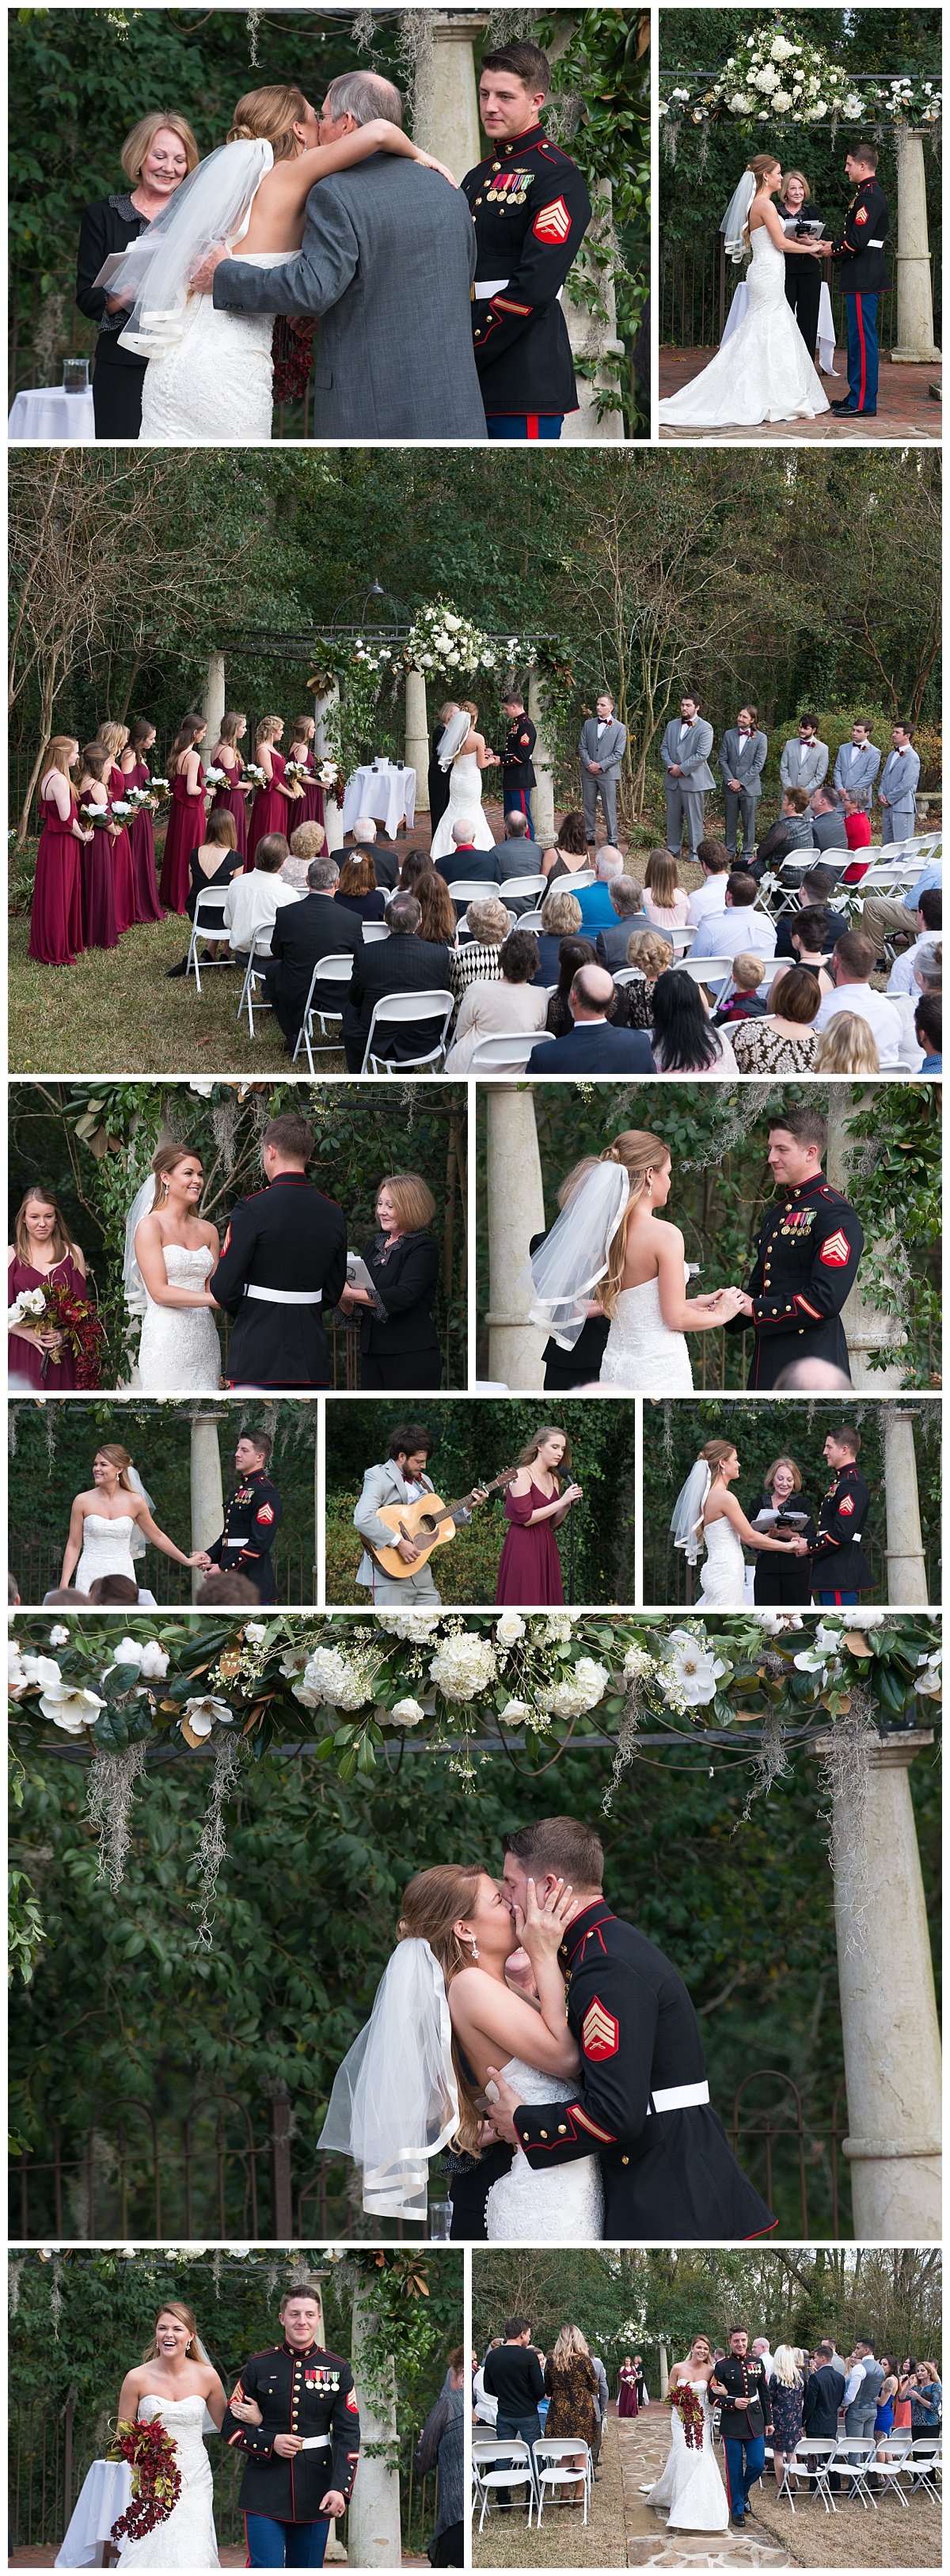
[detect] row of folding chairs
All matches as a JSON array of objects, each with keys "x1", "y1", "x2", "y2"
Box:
[
  {"x1": 472, "y1": 2435, "x2": 594, "y2": 2532},
  {"x1": 766, "y1": 2432, "x2": 941, "y2": 2513}
]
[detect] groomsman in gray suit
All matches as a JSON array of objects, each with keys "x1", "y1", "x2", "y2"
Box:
[
  {"x1": 877, "y1": 722, "x2": 921, "y2": 844},
  {"x1": 660, "y1": 693, "x2": 716, "y2": 864},
  {"x1": 579, "y1": 693, "x2": 627, "y2": 844},
  {"x1": 833, "y1": 720, "x2": 880, "y2": 812},
  {"x1": 719, "y1": 704, "x2": 768, "y2": 860},
  {"x1": 780, "y1": 715, "x2": 829, "y2": 797}
]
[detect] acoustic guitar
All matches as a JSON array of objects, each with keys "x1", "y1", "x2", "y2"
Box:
[{"x1": 364, "y1": 1466, "x2": 517, "y2": 1581}]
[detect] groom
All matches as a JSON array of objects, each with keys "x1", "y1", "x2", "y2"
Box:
[
  {"x1": 210, "y1": 1112, "x2": 348, "y2": 1390},
  {"x1": 725, "y1": 1106, "x2": 864, "y2": 1390},
  {"x1": 202, "y1": 71, "x2": 486, "y2": 438},
  {"x1": 462, "y1": 1815, "x2": 775, "y2": 2242},
  {"x1": 222, "y1": 2283, "x2": 359, "y2": 2567}
]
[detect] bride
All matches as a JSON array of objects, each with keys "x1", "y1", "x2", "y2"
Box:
[
  {"x1": 643, "y1": 2336, "x2": 728, "y2": 2533},
  {"x1": 318, "y1": 1864, "x2": 604, "y2": 2242},
  {"x1": 428, "y1": 704, "x2": 500, "y2": 862},
  {"x1": 522, "y1": 1131, "x2": 744, "y2": 1393},
  {"x1": 127, "y1": 1144, "x2": 222, "y2": 1393},
  {"x1": 672, "y1": 1438, "x2": 804, "y2": 1607},
  {"x1": 112, "y1": 2300, "x2": 228, "y2": 2566},
  {"x1": 107, "y1": 82, "x2": 456, "y2": 441},
  {"x1": 61, "y1": 1443, "x2": 207, "y2": 1595},
  {"x1": 659, "y1": 154, "x2": 830, "y2": 430}
]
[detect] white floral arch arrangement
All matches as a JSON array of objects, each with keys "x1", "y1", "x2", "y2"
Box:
[
  {"x1": 660, "y1": 18, "x2": 941, "y2": 144},
  {"x1": 400, "y1": 602, "x2": 538, "y2": 684}
]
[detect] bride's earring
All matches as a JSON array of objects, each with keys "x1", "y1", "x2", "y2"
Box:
[{"x1": 466, "y1": 1936, "x2": 480, "y2": 1961}]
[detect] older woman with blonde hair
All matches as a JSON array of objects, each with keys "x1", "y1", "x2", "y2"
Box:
[
  {"x1": 750, "y1": 1451, "x2": 816, "y2": 1608},
  {"x1": 284, "y1": 818, "x2": 326, "y2": 890},
  {"x1": 615, "y1": 925, "x2": 674, "y2": 1030},
  {"x1": 76, "y1": 111, "x2": 200, "y2": 438},
  {"x1": 533, "y1": 885, "x2": 584, "y2": 985},
  {"x1": 336, "y1": 1173, "x2": 442, "y2": 1389},
  {"x1": 448, "y1": 893, "x2": 511, "y2": 1015}
]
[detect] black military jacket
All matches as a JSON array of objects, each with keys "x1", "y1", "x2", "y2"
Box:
[
  {"x1": 461, "y1": 123, "x2": 591, "y2": 414},
  {"x1": 725, "y1": 1174, "x2": 864, "y2": 1389},
  {"x1": 829, "y1": 174, "x2": 890, "y2": 294},
  {"x1": 223, "y1": 2339, "x2": 359, "y2": 2521},
  {"x1": 207, "y1": 1467, "x2": 283, "y2": 1600},
  {"x1": 211, "y1": 1173, "x2": 347, "y2": 1388},
  {"x1": 710, "y1": 2353, "x2": 773, "y2": 2441},
  {"x1": 805, "y1": 1463, "x2": 872, "y2": 1592},
  {"x1": 503, "y1": 715, "x2": 537, "y2": 791}
]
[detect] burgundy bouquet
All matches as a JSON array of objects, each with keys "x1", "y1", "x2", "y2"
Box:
[
  {"x1": 272, "y1": 313, "x2": 317, "y2": 401},
  {"x1": 109, "y1": 2417, "x2": 181, "y2": 2543},
  {"x1": 668, "y1": 2380, "x2": 706, "y2": 2451},
  {"x1": 36, "y1": 1280, "x2": 104, "y2": 1387}
]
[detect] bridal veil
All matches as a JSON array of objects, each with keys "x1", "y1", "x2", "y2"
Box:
[
  {"x1": 520, "y1": 1161, "x2": 630, "y2": 1349},
  {"x1": 317, "y1": 1938, "x2": 459, "y2": 2221},
  {"x1": 114, "y1": 138, "x2": 273, "y2": 355}
]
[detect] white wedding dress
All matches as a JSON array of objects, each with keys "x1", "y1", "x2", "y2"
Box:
[
  {"x1": 74, "y1": 1513, "x2": 139, "y2": 1593},
  {"x1": 645, "y1": 2381, "x2": 728, "y2": 2532},
  {"x1": 598, "y1": 1278, "x2": 694, "y2": 1393},
  {"x1": 484, "y1": 2061, "x2": 603, "y2": 2242},
  {"x1": 697, "y1": 1513, "x2": 747, "y2": 1607},
  {"x1": 116, "y1": 2396, "x2": 218, "y2": 2567},
  {"x1": 659, "y1": 222, "x2": 830, "y2": 428},
  {"x1": 137, "y1": 1247, "x2": 222, "y2": 1392},
  {"x1": 139, "y1": 252, "x2": 284, "y2": 441},
  {"x1": 429, "y1": 751, "x2": 496, "y2": 861}
]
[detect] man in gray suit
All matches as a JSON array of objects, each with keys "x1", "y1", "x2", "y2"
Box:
[
  {"x1": 352, "y1": 1425, "x2": 443, "y2": 1607},
  {"x1": 877, "y1": 721, "x2": 921, "y2": 844},
  {"x1": 579, "y1": 693, "x2": 627, "y2": 844},
  {"x1": 719, "y1": 704, "x2": 768, "y2": 860},
  {"x1": 204, "y1": 71, "x2": 486, "y2": 439},
  {"x1": 595, "y1": 876, "x2": 649, "y2": 968},
  {"x1": 834, "y1": 720, "x2": 880, "y2": 812},
  {"x1": 660, "y1": 693, "x2": 716, "y2": 864},
  {"x1": 780, "y1": 715, "x2": 829, "y2": 797}
]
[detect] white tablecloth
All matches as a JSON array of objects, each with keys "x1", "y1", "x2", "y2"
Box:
[
  {"x1": 720, "y1": 279, "x2": 841, "y2": 377},
  {"x1": 55, "y1": 2459, "x2": 133, "y2": 2566},
  {"x1": 341, "y1": 760, "x2": 416, "y2": 839},
  {"x1": 9, "y1": 387, "x2": 97, "y2": 442}
]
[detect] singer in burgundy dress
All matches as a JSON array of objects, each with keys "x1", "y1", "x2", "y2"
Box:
[
  {"x1": 7, "y1": 1246, "x2": 91, "y2": 1390},
  {"x1": 160, "y1": 753, "x2": 206, "y2": 912},
  {"x1": 209, "y1": 749, "x2": 249, "y2": 857},
  {"x1": 29, "y1": 787, "x2": 86, "y2": 966},
  {"x1": 247, "y1": 745, "x2": 290, "y2": 868},
  {"x1": 125, "y1": 757, "x2": 165, "y2": 921},
  {"x1": 107, "y1": 765, "x2": 138, "y2": 935},
  {"x1": 81, "y1": 806, "x2": 119, "y2": 950},
  {"x1": 496, "y1": 1477, "x2": 565, "y2": 1604}
]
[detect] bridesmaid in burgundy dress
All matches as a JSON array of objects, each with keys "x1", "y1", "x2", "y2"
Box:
[
  {"x1": 246, "y1": 715, "x2": 292, "y2": 869},
  {"x1": 76, "y1": 746, "x2": 119, "y2": 950},
  {"x1": 159, "y1": 713, "x2": 207, "y2": 912},
  {"x1": 8, "y1": 1187, "x2": 95, "y2": 1391},
  {"x1": 495, "y1": 1425, "x2": 583, "y2": 1607},
  {"x1": 119, "y1": 715, "x2": 164, "y2": 922},
  {"x1": 97, "y1": 724, "x2": 137, "y2": 936},
  {"x1": 287, "y1": 714, "x2": 325, "y2": 828},
  {"x1": 28, "y1": 736, "x2": 89, "y2": 965},
  {"x1": 208, "y1": 710, "x2": 249, "y2": 858}
]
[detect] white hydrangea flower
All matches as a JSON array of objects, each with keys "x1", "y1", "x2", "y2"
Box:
[
  {"x1": 294, "y1": 1647, "x2": 371, "y2": 1711},
  {"x1": 496, "y1": 1610, "x2": 526, "y2": 1645},
  {"x1": 428, "y1": 1633, "x2": 497, "y2": 1701},
  {"x1": 40, "y1": 1681, "x2": 107, "y2": 1732},
  {"x1": 378, "y1": 1609, "x2": 443, "y2": 1643},
  {"x1": 243, "y1": 1621, "x2": 268, "y2": 1643},
  {"x1": 771, "y1": 33, "x2": 793, "y2": 59},
  {"x1": 622, "y1": 1644, "x2": 654, "y2": 1680},
  {"x1": 773, "y1": 90, "x2": 792, "y2": 111},
  {"x1": 180, "y1": 1694, "x2": 234, "y2": 1737},
  {"x1": 112, "y1": 1637, "x2": 144, "y2": 1668},
  {"x1": 730, "y1": 93, "x2": 751, "y2": 113},
  {"x1": 538, "y1": 1656, "x2": 609, "y2": 1720},
  {"x1": 48, "y1": 1625, "x2": 70, "y2": 1648},
  {"x1": 662, "y1": 1631, "x2": 726, "y2": 1708},
  {"x1": 500, "y1": 1698, "x2": 533, "y2": 1727},
  {"x1": 538, "y1": 1613, "x2": 574, "y2": 1645},
  {"x1": 388, "y1": 1697, "x2": 426, "y2": 1727}
]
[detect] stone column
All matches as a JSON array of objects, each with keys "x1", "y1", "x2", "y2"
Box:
[
  {"x1": 818, "y1": 1728, "x2": 941, "y2": 2237},
  {"x1": 826, "y1": 1091, "x2": 907, "y2": 1385},
  {"x1": 527, "y1": 663, "x2": 556, "y2": 846},
  {"x1": 189, "y1": 1413, "x2": 223, "y2": 1604},
  {"x1": 348, "y1": 2288, "x2": 402, "y2": 2568},
  {"x1": 485, "y1": 1087, "x2": 548, "y2": 1387},
  {"x1": 891, "y1": 126, "x2": 941, "y2": 362},
  {"x1": 202, "y1": 651, "x2": 226, "y2": 746},
  {"x1": 658, "y1": 2343, "x2": 669, "y2": 2401},
  {"x1": 561, "y1": 183, "x2": 625, "y2": 443},
  {"x1": 412, "y1": 11, "x2": 488, "y2": 181},
  {"x1": 881, "y1": 1408, "x2": 928, "y2": 1601},
  {"x1": 405, "y1": 666, "x2": 429, "y2": 808},
  {"x1": 313, "y1": 683, "x2": 339, "y2": 759}
]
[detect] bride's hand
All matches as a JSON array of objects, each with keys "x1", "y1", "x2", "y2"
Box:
[
  {"x1": 413, "y1": 150, "x2": 459, "y2": 188},
  {"x1": 229, "y1": 2395, "x2": 263, "y2": 2425},
  {"x1": 519, "y1": 1875, "x2": 574, "y2": 1963}
]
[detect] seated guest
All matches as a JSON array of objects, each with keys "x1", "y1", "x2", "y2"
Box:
[
  {"x1": 890, "y1": 943, "x2": 940, "y2": 1072},
  {"x1": 526, "y1": 965, "x2": 656, "y2": 1072},
  {"x1": 437, "y1": 814, "x2": 502, "y2": 892},
  {"x1": 541, "y1": 807, "x2": 590, "y2": 883},
  {"x1": 222, "y1": 832, "x2": 299, "y2": 966},
  {"x1": 348, "y1": 813, "x2": 399, "y2": 889},
  {"x1": 264, "y1": 855, "x2": 365, "y2": 1049},
  {"x1": 887, "y1": 890, "x2": 942, "y2": 995},
  {"x1": 545, "y1": 935, "x2": 599, "y2": 1037},
  {"x1": 813, "y1": 930, "x2": 902, "y2": 1068},
  {"x1": 686, "y1": 838, "x2": 730, "y2": 926},
  {"x1": 531, "y1": 886, "x2": 583, "y2": 984},
  {"x1": 689, "y1": 869, "x2": 777, "y2": 991},
  {"x1": 772, "y1": 908, "x2": 835, "y2": 998},
  {"x1": 861, "y1": 852, "x2": 942, "y2": 966},
  {"x1": 448, "y1": 893, "x2": 510, "y2": 1017},
  {"x1": 417, "y1": 869, "x2": 461, "y2": 952},
  {"x1": 337, "y1": 1170, "x2": 442, "y2": 1390},
  {"x1": 915, "y1": 991, "x2": 941, "y2": 1073},
  {"x1": 444, "y1": 928, "x2": 546, "y2": 1073},
  {"x1": 284, "y1": 819, "x2": 326, "y2": 890},
  {"x1": 612, "y1": 925, "x2": 674, "y2": 1030},
  {"x1": 166, "y1": 810, "x2": 243, "y2": 973},
  {"x1": 750, "y1": 784, "x2": 813, "y2": 876},
  {"x1": 650, "y1": 968, "x2": 739, "y2": 1076},
  {"x1": 813, "y1": 1011, "x2": 881, "y2": 1075},
  {"x1": 494, "y1": 810, "x2": 543, "y2": 911},
  {"x1": 87, "y1": 1573, "x2": 157, "y2": 1606},
  {"x1": 334, "y1": 848, "x2": 386, "y2": 923},
  {"x1": 713, "y1": 950, "x2": 768, "y2": 1023},
  {"x1": 774, "y1": 865, "x2": 849, "y2": 959},
  {"x1": 808, "y1": 784, "x2": 849, "y2": 856},
  {"x1": 397, "y1": 847, "x2": 433, "y2": 894},
  {"x1": 576, "y1": 847, "x2": 625, "y2": 931},
  {"x1": 642, "y1": 848, "x2": 690, "y2": 929},
  {"x1": 840, "y1": 789, "x2": 872, "y2": 876},
  {"x1": 196, "y1": 1569, "x2": 260, "y2": 1604},
  {"x1": 732, "y1": 966, "x2": 821, "y2": 1073},
  {"x1": 342, "y1": 892, "x2": 454, "y2": 1072},
  {"x1": 594, "y1": 875, "x2": 647, "y2": 969}
]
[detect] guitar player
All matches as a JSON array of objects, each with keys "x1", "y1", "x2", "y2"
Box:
[{"x1": 353, "y1": 1423, "x2": 486, "y2": 1607}]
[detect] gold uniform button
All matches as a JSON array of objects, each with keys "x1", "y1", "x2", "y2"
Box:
[
  {"x1": 558, "y1": 2123, "x2": 567, "y2": 2134},
  {"x1": 492, "y1": 159, "x2": 500, "y2": 171},
  {"x1": 621, "y1": 2155, "x2": 629, "y2": 2165},
  {"x1": 539, "y1": 2129, "x2": 548, "y2": 2139}
]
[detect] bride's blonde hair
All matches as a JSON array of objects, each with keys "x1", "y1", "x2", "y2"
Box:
[
  {"x1": 228, "y1": 85, "x2": 311, "y2": 163},
  {"x1": 398, "y1": 1865, "x2": 489, "y2": 2156},
  {"x1": 743, "y1": 153, "x2": 781, "y2": 246},
  {"x1": 699, "y1": 1437, "x2": 736, "y2": 1484},
  {"x1": 595, "y1": 1131, "x2": 671, "y2": 1318}
]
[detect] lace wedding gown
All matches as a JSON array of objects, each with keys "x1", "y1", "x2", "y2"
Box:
[
  {"x1": 74, "y1": 1513, "x2": 139, "y2": 1593},
  {"x1": 137, "y1": 1246, "x2": 222, "y2": 1392},
  {"x1": 645, "y1": 2382, "x2": 728, "y2": 2532},
  {"x1": 484, "y1": 2060, "x2": 603, "y2": 2242},
  {"x1": 658, "y1": 223, "x2": 830, "y2": 428},
  {"x1": 598, "y1": 1278, "x2": 694, "y2": 1393},
  {"x1": 117, "y1": 2396, "x2": 218, "y2": 2567},
  {"x1": 139, "y1": 252, "x2": 284, "y2": 442},
  {"x1": 429, "y1": 751, "x2": 496, "y2": 861},
  {"x1": 697, "y1": 1515, "x2": 747, "y2": 1607}
]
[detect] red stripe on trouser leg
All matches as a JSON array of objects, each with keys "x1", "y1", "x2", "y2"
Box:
[
  {"x1": 526, "y1": 413, "x2": 539, "y2": 439},
  {"x1": 855, "y1": 298, "x2": 866, "y2": 409}
]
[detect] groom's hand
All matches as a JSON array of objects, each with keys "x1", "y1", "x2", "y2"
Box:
[
  {"x1": 191, "y1": 243, "x2": 230, "y2": 293},
  {"x1": 320, "y1": 2490, "x2": 347, "y2": 2519},
  {"x1": 274, "y1": 2432, "x2": 304, "y2": 2456},
  {"x1": 484, "y1": 2067, "x2": 523, "y2": 2142},
  {"x1": 732, "y1": 1290, "x2": 754, "y2": 1318}
]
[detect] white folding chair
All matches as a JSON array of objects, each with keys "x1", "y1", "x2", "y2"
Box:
[
  {"x1": 777, "y1": 2438, "x2": 835, "y2": 2513},
  {"x1": 611, "y1": 966, "x2": 647, "y2": 986},
  {"x1": 827, "y1": 2436, "x2": 879, "y2": 2508},
  {"x1": 562, "y1": 866, "x2": 596, "y2": 888},
  {"x1": 534, "y1": 2439, "x2": 591, "y2": 2528},
  {"x1": 472, "y1": 2437, "x2": 536, "y2": 2532},
  {"x1": 669, "y1": 922, "x2": 697, "y2": 950},
  {"x1": 512, "y1": 908, "x2": 545, "y2": 931},
  {"x1": 291, "y1": 954, "x2": 355, "y2": 1071},
  {"x1": 360, "y1": 920, "x2": 390, "y2": 942},
  {"x1": 868, "y1": 2433, "x2": 913, "y2": 2506},
  {"x1": 237, "y1": 928, "x2": 274, "y2": 1037},
  {"x1": 906, "y1": 2436, "x2": 942, "y2": 2499},
  {"x1": 679, "y1": 953, "x2": 732, "y2": 988},
  {"x1": 500, "y1": 872, "x2": 547, "y2": 902},
  {"x1": 445, "y1": 877, "x2": 498, "y2": 909},
  {"x1": 185, "y1": 886, "x2": 230, "y2": 995},
  {"x1": 468, "y1": 1030, "x2": 556, "y2": 1072},
  {"x1": 361, "y1": 988, "x2": 454, "y2": 1075}
]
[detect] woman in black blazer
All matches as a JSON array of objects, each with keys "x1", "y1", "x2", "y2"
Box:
[
  {"x1": 750, "y1": 1452, "x2": 817, "y2": 1607},
  {"x1": 75, "y1": 111, "x2": 198, "y2": 438},
  {"x1": 338, "y1": 1174, "x2": 442, "y2": 1390}
]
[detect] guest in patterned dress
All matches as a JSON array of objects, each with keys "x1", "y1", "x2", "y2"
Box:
[
  {"x1": 544, "y1": 2328, "x2": 599, "y2": 2503},
  {"x1": 770, "y1": 2347, "x2": 805, "y2": 2496},
  {"x1": 732, "y1": 967, "x2": 820, "y2": 1072}
]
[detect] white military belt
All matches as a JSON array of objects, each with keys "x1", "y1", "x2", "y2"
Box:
[
  {"x1": 300, "y1": 2437, "x2": 332, "y2": 2451},
  {"x1": 648, "y1": 2080, "x2": 711, "y2": 2115},
  {"x1": 473, "y1": 276, "x2": 510, "y2": 298},
  {"x1": 865, "y1": 237, "x2": 884, "y2": 248},
  {"x1": 244, "y1": 1284, "x2": 323, "y2": 1304}
]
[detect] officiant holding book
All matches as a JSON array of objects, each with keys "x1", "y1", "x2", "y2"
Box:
[
  {"x1": 749, "y1": 1451, "x2": 817, "y2": 1607},
  {"x1": 335, "y1": 1174, "x2": 442, "y2": 1390}
]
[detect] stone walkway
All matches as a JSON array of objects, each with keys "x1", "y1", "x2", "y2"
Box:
[
  {"x1": 658, "y1": 350, "x2": 940, "y2": 442},
  {"x1": 618, "y1": 2411, "x2": 796, "y2": 2569}
]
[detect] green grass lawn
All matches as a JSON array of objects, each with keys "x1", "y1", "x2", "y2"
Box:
[{"x1": 7, "y1": 909, "x2": 350, "y2": 1076}]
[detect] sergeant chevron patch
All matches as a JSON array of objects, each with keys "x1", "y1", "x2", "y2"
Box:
[
  {"x1": 582, "y1": 1996, "x2": 619, "y2": 2059},
  {"x1": 533, "y1": 197, "x2": 571, "y2": 243},
  {"x1": 819, "y1": 1230, "x2": 850, "y2": 1265}
]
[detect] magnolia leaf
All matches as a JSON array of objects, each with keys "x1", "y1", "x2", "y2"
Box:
[
  {"x1": 179, "y1": 1717, "x2": 209, "y2": 1750},
  {"x1": 842, "y1": 1630, "x2": 873, "y2": 1657}
]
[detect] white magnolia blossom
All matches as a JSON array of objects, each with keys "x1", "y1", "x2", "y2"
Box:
[
  {"x1": 388, "y1": 1696, "x2": 426, "y2": 1728},
  {"x1": 662, "y1": 1631, "x2": 727, "y2": 1708},
  {"x1": 428, "y1": 1633, "x2": 497, "y2": 1700},
  {"x1": 48, "y1": 1625, "x2": 70, "y2": 1648},
  {"x1": 792, "y1": 1622, "x2": 841, "y2": 1673},
  {"x1": 181, "y1": 1694, "x2": 234, "y2": 1737},
  {"x1": 8, "y1": 1643, "x2": 30, "y2": 1691},
  {"x1": 21, "y1": 1652, "x2": 63, "y2": 1690},
  {"x1": 496, "y1": 1610, "x2": 526, "y2": 1645},
  {"x1": 294, "y1": 1648, "x2": 371, "y2": 1711},
  {"x1": 40, "y1": 1681, "x2": 107, "y2": 1732},
  {"x1": 244, "y1": 1622, "x2": 268, "y2": 1643},
  {"x1": 537, "y1": 1656, "x2": 610, "y2": 1720},
  {"x1": 499, "y1": 1698, "x2": 533, "y2": 1727},
  {"x1": 915, "y1": 1654, "x2": 942, "y2": 1696}
]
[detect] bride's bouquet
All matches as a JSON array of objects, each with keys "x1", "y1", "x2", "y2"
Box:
[
  {"x1": 668, "y1": 2382, "x2": 706, "y2": 2451},
  {"x1": 108, "y1": 2419, "x2": 181, "y2": 2545}
]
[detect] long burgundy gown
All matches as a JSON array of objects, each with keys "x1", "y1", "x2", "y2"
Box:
[
  {"x1": 295, "y1": 742, "x2": 326, "y2": 828},
  {"x1": 618, "y1": 2370, "x2": 638, "y2": 2419},
  {"x1": 247, "y1": 749, "x2": 289, "y2": 870},
  {"x1": 108, "y1": 766, "x2": 137, "y2": 935},
  {"x1": 80, "y1": 805, "x2": 118, "y2": 950},
  {"x1": 160, "y1": 760, "x2": 206, "y2": 912},
  {"x1": 496, "y1": 1478, "x2": 565, "y2": 1606},
  {"x1": 125, "y1": 758, "x2": 164, "y2": 922},
  {"x1": 8, "y1": 1251, "x2": 92, "y2": 1390},
  {"x1": 28, "y1": 787, "x2": 85, "y2": 965},
  {"x1": 209, "y1": 752, "x2": 249, "y2": 857}
]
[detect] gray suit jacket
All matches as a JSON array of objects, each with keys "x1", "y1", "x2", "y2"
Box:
[
  {"x1": 780, "y1": 737, "x2": 829, "y2": 793},
  {"x1": 580, "y1": 716, "x2": 627, "y2": 779},
  {"x1": 353, "y1": 1461, "x2": 435, "y2": 1588},
  {"x1": 720, "y1": 727, "x2": 768, "y2": 799},
  {"x1": 213, "y1": 155, "x2": 484, "y2": 438},
  {"x1": 833, "y1": 741, "x2": 880, "y2": 805},
  {"x1": 879, "y1": 746, "x2": 921, "y2": 818},
  {"x1": 660, "y1": 717, "x2": 715, "y2": 792}
]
